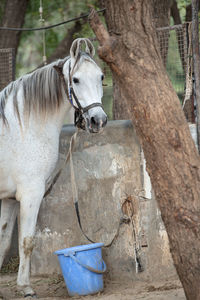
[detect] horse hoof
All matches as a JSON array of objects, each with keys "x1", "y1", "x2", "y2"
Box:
[
  {"x1": 24, "y1": 294, "x2": 37, "y2": 298},
  {"x1": 21, "y1": 286, "x2": 37, "y2": 298}
]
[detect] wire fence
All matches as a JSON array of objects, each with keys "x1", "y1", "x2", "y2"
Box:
[
  {"x1": 100, "y1": 23, "x2": 192, "y2": 119},
  {"x1": 157, "y1": 23, "x2": 190, "y2": 104},
  {"x1": 0, "y1": 48, "x2": 15, "y2": 91}
]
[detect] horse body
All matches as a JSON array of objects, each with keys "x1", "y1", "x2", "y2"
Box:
[
  {"x1": 0, "y1": 81, "x2": 68, "y2": 199},
  {"x1": 0, "y1": 38, "x2": 107, "y2": 297}
]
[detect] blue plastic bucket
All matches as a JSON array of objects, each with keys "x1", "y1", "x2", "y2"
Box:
[{"x1": 54, "y1": 243, "x2": 106, "y2": 296}]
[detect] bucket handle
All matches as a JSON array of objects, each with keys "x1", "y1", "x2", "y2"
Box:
[{"x1": 68, "y1": 253, "x2": 107, "y2": 274}]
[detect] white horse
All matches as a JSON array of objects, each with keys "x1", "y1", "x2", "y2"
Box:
[{"x1": 0, "y1": 38, "x2": 107, "y2": 297}]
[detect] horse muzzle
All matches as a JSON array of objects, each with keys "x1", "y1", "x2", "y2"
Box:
[
  {"x1": 74, "y1": 109, "x2": 107, "y2": 133},
  {"x1": 88, "y1": 113, "x2": 107, "y2": 133}
]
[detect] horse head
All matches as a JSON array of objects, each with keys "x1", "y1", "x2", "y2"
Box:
[{"x1": 56, "y1": 38, "x2": 107, "y2": 133}]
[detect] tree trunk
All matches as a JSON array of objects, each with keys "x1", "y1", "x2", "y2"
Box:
[
  {"x1": 112, "y1": 0, "x2": 171, "y2": 119},
  {"x1": 113, "y1": 79, "x2": 130, "y2": 119},
  {"x1": 0, "y1": 0, "x2": 29, "y2": 59},
  {"x1": 89, "y1": 2, "x2": 200, "y2": 299}
]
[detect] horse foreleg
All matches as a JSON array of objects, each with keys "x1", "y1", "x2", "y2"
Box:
[
  {"x1": 0, "y1": 199, "x2": 19, "y2": 269},
  {"x1": 17, "y1": 183, "x2": 44, "y2": 297}
]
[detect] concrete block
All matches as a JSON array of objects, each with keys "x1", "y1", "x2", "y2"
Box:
[{"x1": 31, "y1": 120, "x2": 177, "y2": 281}]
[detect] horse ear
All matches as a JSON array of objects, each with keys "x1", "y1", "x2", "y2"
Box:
[
  {"x1": 70, "y1": 38, "x2": 95, "y2": 59},
  {"x1": 70, "y1": 39, "x2": 79, "y2": 60},
  {"x1": 84, "y1": 38, "x2": 95, "y2": 57}
]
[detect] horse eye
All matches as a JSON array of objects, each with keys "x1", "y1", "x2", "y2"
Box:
[
  {"x1": 101, "y1": 75, "x2": 104, "y2": 81},
  {"x1": 73, "y1": 77, "x2": 79, "y2": 84}
]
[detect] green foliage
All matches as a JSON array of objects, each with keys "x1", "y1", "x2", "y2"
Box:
[
  {"x1": 170, "y1": 0, "x2": 191, "y2": 24},
  {"x1": 16, "y1": 0, "x2": 101, "y2": 76},
  {"x1": 0, "y1": 0, "x2": 6, "y2": 22},
  {"x1": 177, "y1": 0, "x2": 191, "y2": 10}
]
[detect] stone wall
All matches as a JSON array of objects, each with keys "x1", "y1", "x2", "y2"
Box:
[{"x1": 31, "y1": 120, "x2": 178, "y2": 281}]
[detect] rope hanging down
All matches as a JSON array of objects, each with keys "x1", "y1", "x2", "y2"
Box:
[
  {"x1": 39, "y1": 0, "x2": 47, "y2": 65},
  {"x1": 0, "y1": 8, "x2": 105, "y2": 32},
  {"x1": 182, "y1": 23, "x2": 193, "y2": 109}
]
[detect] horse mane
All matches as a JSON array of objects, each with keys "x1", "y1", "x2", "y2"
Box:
[
  {"x1": 0, "y1": 48, "x2": 97, "y2": 124},
  {"x1": 22, "y1": 57, "x2": 69, "y2": 117},
  {"x1": 0, "y1": 57, "x2": 69, "y2": 123}
]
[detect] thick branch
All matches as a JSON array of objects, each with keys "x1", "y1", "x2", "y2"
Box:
[
  {"x1": 88, "y1": 9, "x2": 110, "y2": 45},
  {"x1": 89, "y1": 7, "x2": 130, "y2": 120},
  {"x1": 88, "y1": 9, "x2": 120, "y2": 75}
]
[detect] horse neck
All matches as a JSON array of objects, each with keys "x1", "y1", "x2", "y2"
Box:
[{"x1": 56, "y1": 91, "x2": 72, "y2": 130}]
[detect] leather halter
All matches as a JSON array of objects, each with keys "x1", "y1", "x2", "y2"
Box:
[
  {"x1": 67, "y1": 62, "x2": 103, "y2": 129},
  {"x1": 54, "y1": 59, "x2": 103, "y2": 130}
]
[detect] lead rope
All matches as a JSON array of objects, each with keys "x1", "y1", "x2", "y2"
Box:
[
  {"x1": 69, "y1": 130, "x2": 122, "y2": 246},
  {"x1": 45, "y1": 127, "x2": 122, "y2": 246},
  {"x1": 69, "y1": 129, "x2": 96, "y2": 243}
]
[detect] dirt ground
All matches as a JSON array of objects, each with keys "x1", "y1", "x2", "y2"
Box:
[{"x1": 0, "y1": 273, "x2": 186, "y2": 300}]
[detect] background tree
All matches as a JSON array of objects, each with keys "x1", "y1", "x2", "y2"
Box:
[
  {"x1": 89, "y1": 1, "x2": 200, "y2": 299},
  {"x1": 0, "y1": 0, "x2": 29, "y2": 61}
]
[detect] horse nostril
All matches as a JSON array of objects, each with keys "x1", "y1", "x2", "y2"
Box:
[
  {"x1": 91, "y1": 117, "x2": 97, "y2": 127},
  {"x1": 90, "y1": 115, "x2": 107, "y2": 129}
]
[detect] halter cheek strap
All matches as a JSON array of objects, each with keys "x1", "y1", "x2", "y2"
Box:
[{"x1": 68, "y1": 62, "x2": 103, "y2": 114}]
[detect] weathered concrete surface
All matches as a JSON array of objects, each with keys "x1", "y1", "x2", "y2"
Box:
[{"x1": 31, "y1": 120, "x2": 178, "y2": 281}]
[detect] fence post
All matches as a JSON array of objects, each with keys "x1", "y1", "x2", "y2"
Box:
[{"x1": 192, "y1": 0, "x2": 200, "y2": 152}]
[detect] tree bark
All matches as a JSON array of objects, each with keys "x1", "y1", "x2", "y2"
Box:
[
  {"x1": 89, "y1": 2, "x2": 200, "y2": 300},
  {"x1": 113, "y1": 79, "x2": 130, "y2": 119},
  {"x1": 0, "y1": 0, "x2": 29, "y2": 59},
  {"x1": 112, "y1": 0, "x2": 172, "y2": 119}
]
